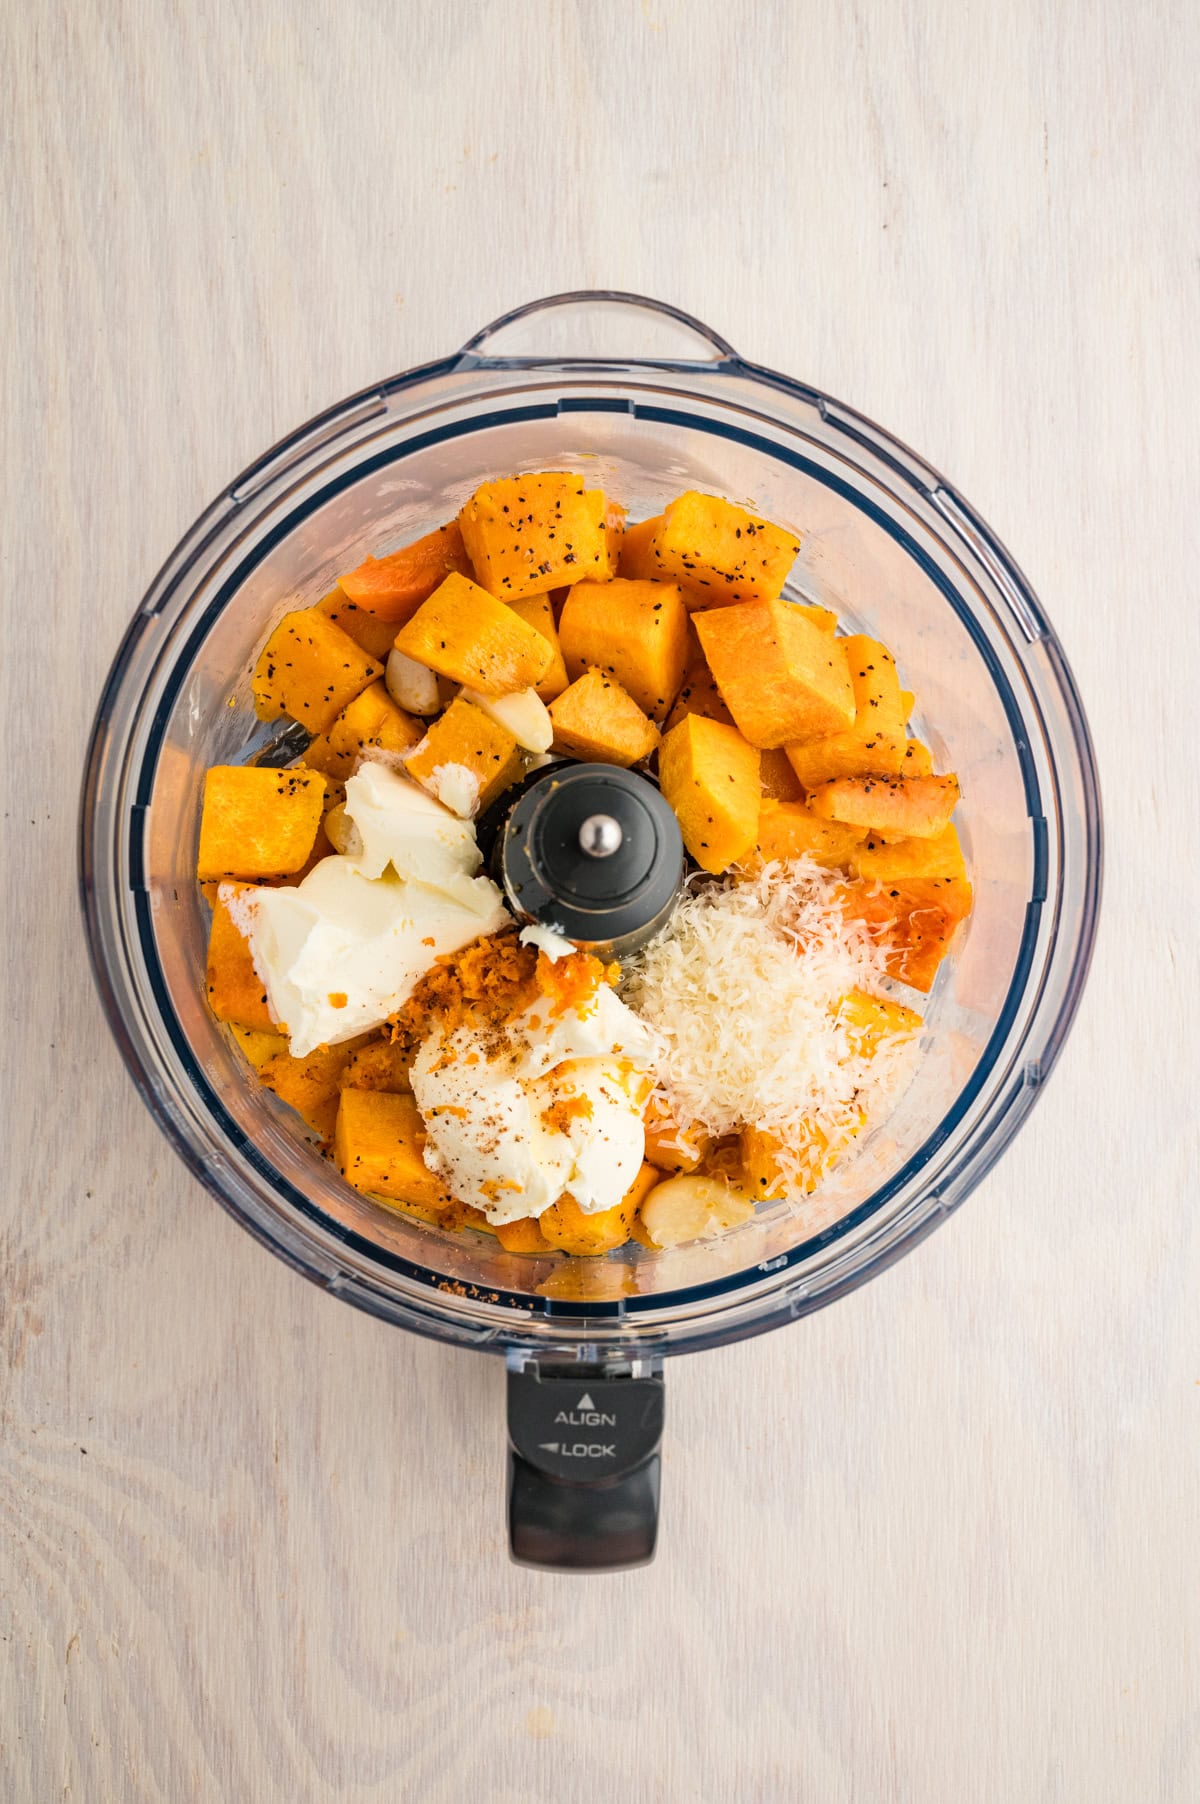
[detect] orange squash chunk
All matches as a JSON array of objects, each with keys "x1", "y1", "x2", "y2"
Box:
[
  {"x1": 851, "y1": 824, "x2": 967, "y2": 884},
  {"x1": 229, "y1": 1024, "x2": 288, "y2": 1070},
  {"x1": 619, "y1": 513, "x2": 712, "y2": 608},
  {"x1": 740, "y1": 1113, "x2": 864, "y2": 1199},
  {"x1": 405, "y1": 696, "x2": 523, "y2": 816},
  {"x1": 693, "y1": 600, "x2": 855, "y2": 748},
  {"x1": 902, "y1": 740, "x2": 933, "y2": 776},
  {"x1": 458, "y1": 472, "x2": 611, "y2": 600},
  {"x1": 339, "y1": 1037, "x2": 414, "y2": 1095},
  {"x1": 549, "y1": 668, "x2": 661, "y2": 767},
  {"x1": 843, "y1": 635, "x2": 906, "y2": 734},
  {"x1": 559, "y1": 576, "x2": 690, "y2": 721},
  {"x1": 835, "y1": 988, "x2": 922, "y2": 1056},
  {"x1": 658, "y1": 713, "x2": 761, "y2": 875},
  {"x1": 206, "y1": 886, "x2": 274, "y2": 1029},
  {"x1": 197, "y1": 765, "x2": 326, "y2": 881},
  {"x1": 808, "y1": 773, "x2": 961, "y2": 840},
  {"x1": 303, "y1": 680, "x2": 423, "y2": 782},
  {"x1": 605, "y1": 497, "x2": 628, "y2": 568},
  {"x1": 663, "y1": 640, "x2": 735, "y2": 732},
  {"x1": 262, "y1": 1037, "x2": 370, "y2": 1142},
  {"x1": 338, "y1": 521, "x2": 474, "y2": 623},
  {"x1": 756, "y1": 797, "x2": 865, "y2": 870},
  {"x1": 494, "y1": 1215, "x2": 554, "y2": 1253},
  {"x1": 795, "y1": 603, "x2": 838, "y2": 633},
  {"x1": 617, "y1": 515, "x2": 664, "y2": 581},
  {"x1": 334, "y1": 1088, "x2": 454, "y2": 1209},
  {"x1": 251, "y1": 610, "x2": 382, "y2": 732},
  {"x1": 394, "y1": 571, "x2": 553, "y2": 697},
  {"x1": 758, "y1": 747, "x2": 804, "y2": 801},
  {"x1": 785, "y1": 729, "x2": 908, "y2": 788},
  {"x1": 312, "y1": 587, "x2": 399, "y2": 661},
  {"x1": 643, "y1": 1095, "x2": 712, "y2": 1173},
  {"x1": 644, "y1": 491, "x2": 800, "y2": 605},
  {"x1": 835, "y1": 877, "x2": 974, "y2": 992},
  {"x1": 539, "y1": 1192, "x2": 633, "y2": 1256},
  {"x1": 506, "y1": 592, "x2": 570, "y2": 700}
]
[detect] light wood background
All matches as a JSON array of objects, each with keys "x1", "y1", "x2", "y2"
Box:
[{"x1": 2, "y1": 2, "x2": 1197, "y2": 1799}]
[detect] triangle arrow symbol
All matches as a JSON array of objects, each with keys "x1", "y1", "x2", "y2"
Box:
[
  {"x1": 538, "y1": 1441, "x2": 559, "y2": 1454},
  {"x1": 577, "y1": 1392, "x2": 595, "y2": 1411}
]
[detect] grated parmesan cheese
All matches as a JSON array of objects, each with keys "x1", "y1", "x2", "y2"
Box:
[{"x1": 621, "y1": 859, "x2": 920, "y2": 1200}]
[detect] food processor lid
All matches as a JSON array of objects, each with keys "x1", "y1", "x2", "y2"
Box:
[{"x1": 490, "y1": 761, "x2": 684, "y2": 953}]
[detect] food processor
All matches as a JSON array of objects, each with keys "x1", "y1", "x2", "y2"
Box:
[{"x1": 80, "y1": 292, "x2": 1102, "y2": 1570}]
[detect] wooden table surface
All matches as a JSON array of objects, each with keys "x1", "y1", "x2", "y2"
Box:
[{"x1": 2, "y1": 3, "x2": 1197, "y2": 1799}]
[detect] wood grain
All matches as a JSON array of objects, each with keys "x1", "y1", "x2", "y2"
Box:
[{"x1": 2, "y1": 1, "x2": 1198, "y2": 1799}]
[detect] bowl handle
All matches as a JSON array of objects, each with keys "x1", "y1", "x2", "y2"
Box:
[
  {"x1": 506, "y1": 1355, "x2": 665, "y2": 1572},
  {"x1": 459, "y1": 289, "x2": 738, "y2": 366}
]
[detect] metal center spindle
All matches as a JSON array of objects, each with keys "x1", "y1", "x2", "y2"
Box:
[{"x1": 578, "y1": 813, "x2": 624, "y2": 858}]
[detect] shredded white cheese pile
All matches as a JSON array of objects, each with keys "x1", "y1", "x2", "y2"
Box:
[{"x1": 621, "y1": 859, "x2": 920, "y2": 1198}]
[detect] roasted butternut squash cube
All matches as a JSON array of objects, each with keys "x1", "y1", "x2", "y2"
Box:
[
  {"x1": 619, "y1": 513, "x2": 711, "y2": 608},
  {"x1": 548, "y1": 668, "x2": 661, "y2": 767},
  {"x1": 842, "y1": 635, "x2": 906, "y2": 735},
  {"x1": 693, "y1": 600, "x2": 856, "y2": 748},
  {"x1": 458, "y1": 472, "x2": 611, "y2": 600},
  {"x1": 206, "y1": 885, "x2": 274, "y2": 1028},
  {"x1": 405, "y1": 696, "x2": 523, "y2": 816},
  {"x1": 604, "y1": 497, "x2": 627, "y2": 568},
  {"x1": 617, "y1": 515, "x2": 664, "y2": 581},
  {"x1": 441, "y1": 1202, "x2": 498, "y2": 1237},
  {"x1": 663, "y1": 641, "x2": 735, "y2": 732},
  {"x1": 740, "y1": 1116, "x2": 862, "y2": 1199},
  {"x1": 559, "y1": 577, "x2": 690, "y2": 721},
  {"x1": 228, "y1": 1024, "x2": 288, "y2": 1070},
  {"x1": 624, "y1": 1160, "x2": 664, "y2": 1214},
  {"x1": 835, "y1": 877, "x2": 974, "y2": 992},
  {"x1": 302, "y1": 680, "x2": 423, "y2": 782},
  {"x1": 262, "y1": 1037, "x2": 370, "y2": 1142},
  {"x1": 739, "y1": 1124, "x2": 790, "y2": 1200},
  {"x1": 795, "y1": 603, "x2": 839, "y2": 633},
  {"x1": 197, "y1": 765, "x2": 326, "y2": 880},
  {"x1": 758, "y1": 747, "x2": 804, "y2": 801},
  {"x1": 780, "y1": 634, "x2": 906, "y2": 786},
  {"x1": 539, "y1": 1192, "x2": 633, "y2": 1256},
  {"x1": 658, "y1": 713, "x2": 761, "y2": 875},
  {"x1": 394, "y1": 571, "x2": 553, "y2": 697},
  {"x1": 851, "y1": 823, "x2": 967, "y2": 884},
  {"x1": 835, "y1": 989, "x2": 923, "y2": 1056},
  {"x1": 312, "y1": 587, "x2": 399, "y2": 661},
  {"x1": 506, "y1": 592, "x2": 570, "y2": 700},
  {"x1": 756, "y1": 797, "x2": 866, "y2": 870},
  {"x1": 338, "y1": 521, "x2": 474, "y2": 623},
  {"x1": 645, "y1": 491, "x2": 800, "y2": 605},
  {"x1": 494, "y1": 1216, "x2": 554, "y2": 1253},
  {"x1": 339, "y1": 1036, "x2": 414, "y2": 1094},
  {"x1": 902, "y1": 740, "x2": 933, "y2": 776},
  {"x1": 251, "y1": 610, "x2": 382, "y2": 732},
  {"x1": 900, "y1": 689, "x2": 916, "y2": 721},
  {"x1": 334, "y1": 1087, "x2": 454, "y2": 1209},
  {"x1": 784, "y1": 728, "x2": 909, "y2": 788},
  {"x1": 642, "y1": 1094, "x2": 712, "y2": 1172},
  {"x1": 808, "y1": 773, "x2": 961, "y2": 840}
]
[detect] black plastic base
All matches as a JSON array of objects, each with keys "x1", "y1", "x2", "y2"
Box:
[{"x1": 506, "y1": 1364, "x2": 665, "y2": 1571}]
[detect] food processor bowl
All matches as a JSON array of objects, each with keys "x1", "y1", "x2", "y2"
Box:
[{"x1": 80, "y1": 293, "x2": 1101, "y2": 1568}]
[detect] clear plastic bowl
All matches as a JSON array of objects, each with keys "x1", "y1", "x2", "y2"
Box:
[{"x1": 80, "y1": 292, "x2": 1101, "y2": 1363}]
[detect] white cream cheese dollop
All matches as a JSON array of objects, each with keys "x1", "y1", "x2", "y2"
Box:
[
  {"x1": 223, "y1": 762, "x2": 509, "y2": 1057},
  {"x1": 410, "y1": 971, "x2": 660, "y2": 1225}
]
